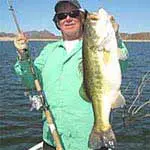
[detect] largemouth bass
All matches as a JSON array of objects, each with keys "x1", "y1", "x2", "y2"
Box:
[{"x1": 82, "y1": 8, "x2": 125, "y2": 149}]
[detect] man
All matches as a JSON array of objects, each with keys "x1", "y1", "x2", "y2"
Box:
[{"x1": 14, "y1": 0, "x2": 128, "y2": 149}]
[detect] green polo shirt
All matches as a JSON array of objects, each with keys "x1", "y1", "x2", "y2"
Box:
[{"x1": 14, "y1": 39, "x2": 128, "y2": 150}]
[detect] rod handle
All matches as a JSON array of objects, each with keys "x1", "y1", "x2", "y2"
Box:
[{"x1": 45, "y1": 109, "x2": 63, "y2": 150}]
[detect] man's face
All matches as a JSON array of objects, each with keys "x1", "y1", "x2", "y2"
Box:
[{"x1": 56, "y1": 3, "x2": 83, "y2": 40}]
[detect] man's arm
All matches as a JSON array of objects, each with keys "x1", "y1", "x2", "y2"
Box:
[
  {"x1": 118, "y1": 38, "x2": 129, "y2": 73},
  {"x1": 13, "y1": 33, "x2": 51, "y2": 89}
]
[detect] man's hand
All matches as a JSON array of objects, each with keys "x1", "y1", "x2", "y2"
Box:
[
  {"x1": 14, "y1": 33, "x2": 28, "y2": 54},
  {"x1": 14, "y1": 33, "x2": 30, "y2": 60}
]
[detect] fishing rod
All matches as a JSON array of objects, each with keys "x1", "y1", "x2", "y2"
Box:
[
  {"x1": 7, "y1": 1, "x2": 63, "y2": 149},
  {"x1": 7, "y1": 0, "x2": 21, "y2": 33}
]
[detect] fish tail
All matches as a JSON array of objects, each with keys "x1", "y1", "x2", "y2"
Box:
[{"x1": 88, "y1": 127, "x2": 117, "y2": 149}]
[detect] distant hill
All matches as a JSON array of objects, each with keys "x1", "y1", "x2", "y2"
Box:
[
  {"x1": 0, "y1": 30, "x2": 60, "y2": 40},
  {"x1": 0, "y1": 32, "x2": 15, "y2": 37},
  {"x1": 24, "y1": 30, "x2": 60, "y2": 39},
  {"x1": 120, "y1": 32, "x2": 150, "y2": 40},
  {"x1": 0, "y1": 30, "x2": 150, "y2": 41}
]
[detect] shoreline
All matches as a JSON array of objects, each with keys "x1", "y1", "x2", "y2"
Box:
[
  {"x1": 123, "y1": 40, "x2": 150, "y2": 42},
  {"x1": 0, "y1": 37, "x2": 150, "y2": 42},
  {"x1": 0, "y1": 37, "x2": 59, "y2": 42}
]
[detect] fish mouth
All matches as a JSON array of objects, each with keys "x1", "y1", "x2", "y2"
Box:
[{"x1": 87, "y1": 13, "x2": 99, "y2": 21}]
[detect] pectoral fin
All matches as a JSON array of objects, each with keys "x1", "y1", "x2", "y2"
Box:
[
  {"x1": 111, "y1": 91, "x2": 125, "y2": 109},
  {"x1": 79, "y1": 83, "x2": 91, "y2": 102}
]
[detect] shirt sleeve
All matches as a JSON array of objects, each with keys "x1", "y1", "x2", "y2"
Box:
[
  {"x1": 118, "y1": 38, "x2": 129, "y2": 73},
  {"x1": 14, "y1": 60, "x2": 36, "y2": 89}
]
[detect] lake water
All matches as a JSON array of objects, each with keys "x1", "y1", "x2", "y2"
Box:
[{"x1": 0, "y1": 41, "x2": 150, "y2": 150}]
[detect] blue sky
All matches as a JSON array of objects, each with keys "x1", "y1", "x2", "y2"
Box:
[{"x1": 0, "y1": 0, "x2": 149, "y2": 35}]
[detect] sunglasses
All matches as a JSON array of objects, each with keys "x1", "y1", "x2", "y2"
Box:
[{"x1": 55, "y1": 10, "x2": 80, "y2": 21}]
